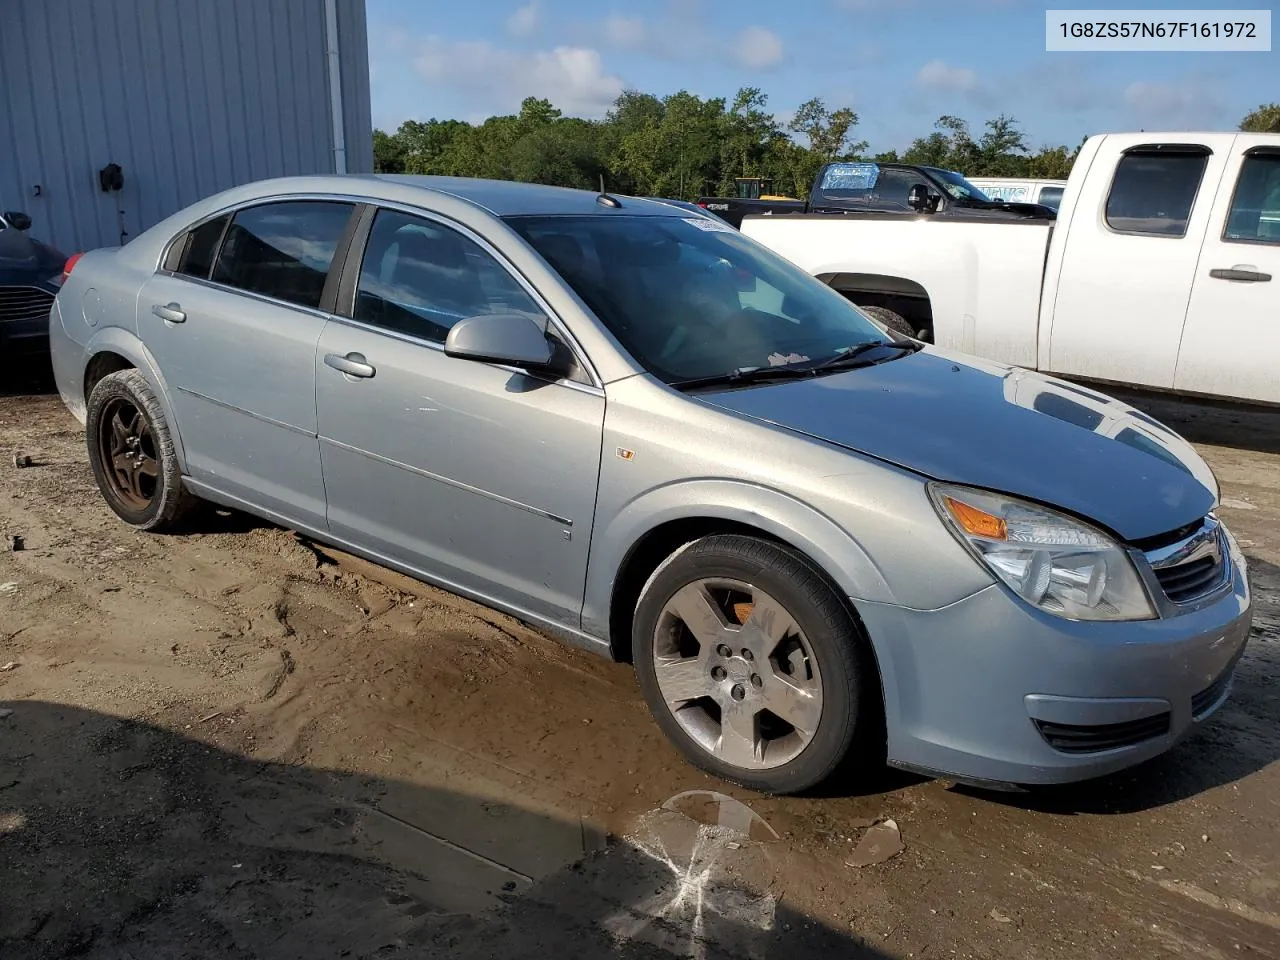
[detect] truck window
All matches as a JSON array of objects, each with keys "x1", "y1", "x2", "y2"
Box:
[
  {"x1": 1037, "y1": 186, "x2": 1064, "y2": 210},
  {"x1": 1104, "y1": 149, "x2": 1209, "y2": 238},
  {"x1": 1224, "y1": 151, "x2": 1280, "y2": 245}
]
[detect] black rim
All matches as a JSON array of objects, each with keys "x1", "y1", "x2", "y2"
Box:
[{"x1": 98, "y1": 397, "x2": 159, "y2": 511}]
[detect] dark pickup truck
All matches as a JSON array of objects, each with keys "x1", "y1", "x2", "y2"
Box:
[{"x1": 696, "y1": 162, "x2": 1057, "y2": 228}]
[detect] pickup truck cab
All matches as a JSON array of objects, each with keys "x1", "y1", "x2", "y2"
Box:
[
  {"x1": 741, "y1": 132, "x2": 1280, "y2": 406},
  {"x1": 697, "y1": 164, "x2": 1053, "y2": 228}
]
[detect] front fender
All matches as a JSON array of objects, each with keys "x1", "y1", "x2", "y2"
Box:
[
  {"x1": 581, "y1": 477, "x2": 894, "y2": 640},
  {"x1": 83, "y1": 326, "x2": 190, "y2": 474}
]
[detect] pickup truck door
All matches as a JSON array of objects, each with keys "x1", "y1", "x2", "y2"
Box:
[
  {"x1": 1045, "y1": 139, "x2": 1229, "y2": 390},
  {"x1": 1174, "y1": 138, "x2": 1280, "y2": 404}
]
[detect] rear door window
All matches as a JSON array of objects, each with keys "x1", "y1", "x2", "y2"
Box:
[
  {"x1": 212, "y1": 201, "x2": 355, "y2": 309},
  {"x1": 1104, "y1": 149, "x2": 1209, "y2": 237},
  {"x1": 172, "y1": 215, "x2": 229, "y2": 279},
  {"x1": 1223, "y1": 151, "x2": 1280, "y2": 244}
]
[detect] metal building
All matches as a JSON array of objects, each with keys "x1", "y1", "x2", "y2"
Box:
[{"x1": 0, "y1": 0, "x2": 373, "y2": 254}]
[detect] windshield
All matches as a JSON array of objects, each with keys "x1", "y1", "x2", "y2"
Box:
[
  {"x1": 923, "y1": 168, "x2": 991, "y2": 202},
  {"x1": 506, "y1": 214, "x2": 889, "y2": 384}
]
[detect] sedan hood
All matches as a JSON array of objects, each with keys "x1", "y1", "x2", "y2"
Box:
[{"x1": 699, "y1": 349, "x2": 1217, "y2": 543}]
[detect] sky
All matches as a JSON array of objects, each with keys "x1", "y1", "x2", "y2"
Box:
[{"x1": 365, "y1": 0, "x2": 1278, "y2": 153}]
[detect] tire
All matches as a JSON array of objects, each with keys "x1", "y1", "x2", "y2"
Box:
[
  {"x1": 86, "y1": 368, "x2": 199, "y2": 532},
  {"x1": 633, "y1": 534, "x2": 876, "y2": 795},
  {"x1": 855, "y1": 304, "x2": 915, "y2": 339}
]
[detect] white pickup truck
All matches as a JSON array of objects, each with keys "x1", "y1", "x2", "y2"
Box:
[{"x1": 740, "y1": 132, "x2": 1280, "y2": 405}]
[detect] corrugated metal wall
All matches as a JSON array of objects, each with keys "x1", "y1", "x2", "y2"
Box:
[{"x1": 0, "y1": 0, "x2": 372, "y2": 254}]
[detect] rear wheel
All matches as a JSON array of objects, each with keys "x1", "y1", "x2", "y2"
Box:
[
  {"x1": 634, "y1": 534, "x2": 876, "y2": 795},
  {"x1": 86, "y1": 369, "x2": 199, "y2": 532}
]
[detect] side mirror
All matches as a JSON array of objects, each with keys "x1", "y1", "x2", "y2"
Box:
[
  {"x1": 2, "y1": 211, "x2": 32, "y2": 231},
  {"x1": 444, "y1": 313, "x2": 569, "y2": 376},
  {"x1": 907, "y1": 185, "x2": 934, "y2": 213}
]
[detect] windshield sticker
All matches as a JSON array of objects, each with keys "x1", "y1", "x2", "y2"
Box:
[
  {"x1": 821, "y1": 162, "x2": 880, "y2": 191},
  {"x1": 683, "y1": 216, "x2": 736, "y2": 233}
]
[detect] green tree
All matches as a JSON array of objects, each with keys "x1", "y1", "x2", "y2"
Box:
[
  {"x1": 372, "y1": 129, "x2": 407, "y2": 173},
  {"x1": 717, "y1": 87, "x2": 782, "y2": 195},
  {"x1": 370, "y1": 92, "x2": 1073, "y2": 202},
  {"x1": 1027, "y1": 144, "x2": 1076, "y2": 179},
  {"x1": 976, "y1": 115, "x2": 1028, "y2": 176},
  {"x1": 783, "y1": 97, "x2": 867, "y2": 196},
  {"x1": 1240, "y1": 103, "x2": 1280, "y2": 133}
]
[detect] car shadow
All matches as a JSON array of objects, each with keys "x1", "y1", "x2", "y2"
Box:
[
  {"x1": 0, "y1": 357, "x2": 56, "y2": 399},
  {"x1": 190, "y1": 506, "x2": 281, "y2": 536},
  {"x1": 953, "y1": 554, "x2": 1280, "y2": 816},
  {"x1": 0, "y1": 700, "x2": 896, "y2": 960}
]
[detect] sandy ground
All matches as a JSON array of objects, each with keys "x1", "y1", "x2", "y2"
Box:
[{"x1": 1, "y1": 371, "x2": 1278, "y2": 960}]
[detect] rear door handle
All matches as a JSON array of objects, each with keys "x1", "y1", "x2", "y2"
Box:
[
  {"x1": 151, "y1": 302, "x2": 186, "y2": 323},
  {"x1": 324, "y1": 352, "x2": 375, "y2": 379},
  {"x1": 1209, "y1": 267, "x2": 1272, "y2": 283}
]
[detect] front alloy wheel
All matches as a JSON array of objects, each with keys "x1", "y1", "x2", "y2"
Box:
[
  {"x1": 651, "y1": 578, "x2": 824, "y2": 770},
  {"x1": 634, "y1": 534, "x2": 876, "y2": 795}
]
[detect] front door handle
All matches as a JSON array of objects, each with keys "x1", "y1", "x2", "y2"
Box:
[
  {"x1": 151, "y1": 302, "x2": 186, "y2": 324},
  {"x1": 1209, "y1": 267, "x2": 1272, "y2": 283},
  {"x1": 324, "y1": 352, "x2": 375, "y2": 379}
]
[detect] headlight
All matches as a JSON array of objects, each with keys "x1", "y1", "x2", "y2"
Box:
[{"x1": 930, "y1": 483, "x2": 1156, "y2": 622}]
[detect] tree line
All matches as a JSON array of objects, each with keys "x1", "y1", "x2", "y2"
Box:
[{"x1": 372, "y1": 90, "x2": 1280, "y2": 200}]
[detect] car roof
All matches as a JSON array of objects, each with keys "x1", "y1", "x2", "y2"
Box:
[{"x1": 355, "y1": 175, "x2": 684, "y2": 218}]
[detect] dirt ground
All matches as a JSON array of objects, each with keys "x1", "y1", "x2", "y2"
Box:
[{"x1": 2, "y1": 372, "x2": 1278, "y2": 960}]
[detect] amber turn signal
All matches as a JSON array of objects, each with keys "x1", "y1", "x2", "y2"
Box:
[{"x1": 943, "y1": 496, "x2": 1008, "y2": 541}]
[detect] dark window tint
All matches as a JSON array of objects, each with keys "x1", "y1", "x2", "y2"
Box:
[
  {"x1": 177, "y1": 215, "x2": 228, "y2": 279},
  {"x1": 1224, "y1": 152, "x2": 1280, "y2": 244},
  {"x1": 1032, "y1": 391, "x2": 1104, "y2": 431},
  {"x1": 1105, "y1": 151, "x2": 1208, "y2": 237},
  {"x1": 354, "y1": 209, "x2": 540, "y2": 343},
  {"x1": 819, "y1": 166, "x2": 931, "y2": 210},
  {"x1": 212, "y1": 201, "x2": 354, "y2": 309},
  {"x1": 1038, "y1": 186, "x2": 1064, "y2": 209},
  {"x1": 508, "y1": 214, "x2": 886, "y2": 384}
]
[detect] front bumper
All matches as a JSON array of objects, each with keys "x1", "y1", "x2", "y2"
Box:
[
  {"x1": 0, "y1": 283, "x2": 56, "y2": 360},
  {"x1": 855, "y1": 558, "x2": 1252, "y2": 786}
]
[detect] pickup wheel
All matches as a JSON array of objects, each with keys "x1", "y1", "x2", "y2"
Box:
[
  {"x1": 633, "y1": 534, "x2": 877, "y2": 795},
  {"x1": 855, "y1": 305, "x2": 915, "y2": 339}
]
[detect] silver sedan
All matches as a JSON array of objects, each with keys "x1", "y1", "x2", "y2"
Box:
[{"x1": 49, "y1": 175, "x2": 1252, "y2": 795}]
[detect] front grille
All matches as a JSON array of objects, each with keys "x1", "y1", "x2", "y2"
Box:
[
  {"x1": 1192, "y1": 665, "x2": 1236, "y2": 718},
  {"x1": 1147, "y1": 519, "x2": 1229, "y2": 605},
  {"x1": 1155, "y1": 555, "x2": 1225, "y2": 603},
  {"x1": 1035, "y1": 713, "x2": 1171, "y2": 754},
  {"x1": 0, "y1": 285, "x2": 55, "y2": 325}
]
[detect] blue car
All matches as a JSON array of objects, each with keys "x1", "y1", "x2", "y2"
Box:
[{"x1": 0, "y1": 211, "x2": 67, "y2": 365}]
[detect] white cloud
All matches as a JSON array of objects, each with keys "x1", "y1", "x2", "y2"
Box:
[
  {"x1": 1122, "y1": 80, "x2": 1227, "y2": 130},
  {"x1": 916, "y1": 59, "x2": 979, "y2": 94},
  {"x1": 733, "y1": 26, "x2": 784, "y2": 69},
  {"x1": 505, "y1": 2, "x2": 539, "y2": 38},
  {"x1": 412, "y1": 38, "x2": 624, "y2": 118},
  {"x1": 603, "y1": 15, "x2": 645, "y2": 48}
]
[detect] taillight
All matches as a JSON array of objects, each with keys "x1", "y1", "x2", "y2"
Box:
[
  {"x1": 61, "y1": 252, "x2": 84, "y2": 285},
  {"x1": 696, "y1": 202, "x2": 708, "y2": 208}
]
